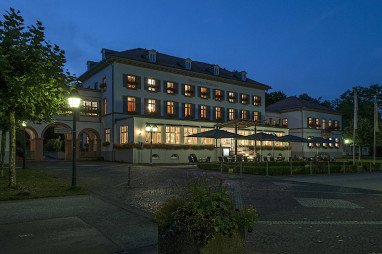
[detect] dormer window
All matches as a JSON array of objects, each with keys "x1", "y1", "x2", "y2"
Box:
[
  {"x1": 213, "y1": 65, "x2": 219, "y2": 76},
  {"x1": 147, "y1": 50, "x2": 157, "y2": 63},
  {"x1": 184, "y1": 58, "x2": 192, "y2": 70},
  {"x1": 241, "y1": 71, "x2": 247, "y2": 81}
]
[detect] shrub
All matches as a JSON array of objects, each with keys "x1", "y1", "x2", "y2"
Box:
[{"x1": 154, "y1": 172, "x2": 257, "y2": 247}]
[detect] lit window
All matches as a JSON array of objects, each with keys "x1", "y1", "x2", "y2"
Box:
[
  {"x1": 147, "y1": 99, "x2": 156, "y2": 113},
  {"x1": 200, "y1": 87, "x2": 208, "y2": 99},
  {"x1": 166, "y1": 126, "x2": 180, "y2": 144},
  {"x1": 184, "y1": 84, "x2": 192, "y2": 97},
  {"x1": 228, "y1": 92, "x2": 236, "y2": 103},
  {"x1": 228, "y1": 109, "x2": 235, "y2": 120},
  {"x1": 282, "y1": 118, "x2": 288, "y2": 127},
  {"x1": 105, "y1": 128, "x2": 110, "y2": 143},
  {"x1": 127, "y1": 97, "x2": 136, "y2": 112},
  {"x1": 322, "y1": 119, "x2": 326, "y2": 130},
  {"x1": 215, "y1": 90, "x2": 223, "y2": 101},
  {"x1": 335, "y1": 138, "x2": 340, "y2": 148},
  {"x1": 200, "y1": 105, "x2": 207, "y2": 119},
  {"x1": 253, "y1": 111, "x2": 261, "y2": 121},
  {"x1": 167, "y1": 101, "x2": 175, "y2": 115},
  {"x1": 316, "y1": 118, "x2": 320, "y2": 129},
  {"x1": 82, "y1": 101, "x2": 99, "y2": 116},
  {"x1": 241, "y1": 110, "x2": 248, "y2": 119},
  {"x1": 148, "y1": 78, "x2": 156, "y2": 92},
  {"x1": 184, "y1": 128, "x2": 197, "y2": 144},
  {"x1": 167, "y1": 82, "x2": 175, "y2": 94},
  {"x1": 145, "y1": 126, "x2": 162, "y2": 144},
  {"x1": 329, "y1": 138, "x2": 334, "y2": 148},
  {"x1": 328, "y1": 120, "x2": 333, "y2": 128},
  {"x1": 335, "y1": 120, "x2": 339, "y2": 130},
  {"x1": 241, "y1": 94, "x2": 249, "y2": 104},
  {"x1": 215, "y1": 107, "x2": 222, "y2": 120},
  {"x1": 101, "y1": 77, "x2": 107, "y2": 92},
  {"x1": 185, "y1": 103, "x2": 192, "y2": 117},
  {"x1": 201, "y1": 128, "x2": 213, "y2": 144},
  {"x1": 127, "y1": 75, "x2": 136, "y2": 89},
  {"x1": 308, "y1": 117, "x2": 313, "y2": 128},
  {"x1": 103, "y1": 98, "x2": 107, "y2": 115},
  {"x1": 120, "y1": 126, "x2": 128, "y2": 144},
  {"x1": 253, "y1": 96, "x2": 261, "y2": 106}
]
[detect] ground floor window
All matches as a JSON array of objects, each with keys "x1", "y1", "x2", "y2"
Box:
[
  {"x1": 200, "y1": 128, "x2": 213, "y2": 144},
  {"x1": 105, "y1": 128, "x2": 110, "y2": 143},
  {"x1": 166, "y1": 126, "x2": 180, "y2": 144},
  {"x1": 184, "y1": 127, "x2": 198, "y2": 144},
  {"x1": 145, "y1": 126, "x2": 162, "y2": 143},
  {"x1": 120, "y1": 126, "x2": 128, "y2": 144}
]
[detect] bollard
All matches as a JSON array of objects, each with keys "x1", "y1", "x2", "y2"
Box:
[
  {"x1": 290, "y1": 160, "x2": 292, "y2": 176},
  {"x1": 266, "y1": 161, "x2": 268, "y2": 177},
  {"x1": 343, "y1": 161, "x2": 345, "y2": 174},
  {"x1": 370, "y1": 162, "x2": 372, "y2": 173},
  {"x1": 240, "y1": 160, "x2": 243, "y2": 178},
  {"x1": 310, "y1": 162, "x2": 312, "y2": 175},
  {"x1": 328, "y1": 161, "x2": 330, "y2": 175},
  {"x1": 127, "y1": 165, "x2": 131, "y2": 187}
]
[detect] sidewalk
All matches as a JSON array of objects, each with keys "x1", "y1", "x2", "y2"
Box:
[{"x1": 0, "y1": 195, "x2": 157, "y2": 254}]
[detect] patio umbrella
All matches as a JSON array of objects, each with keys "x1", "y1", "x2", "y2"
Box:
[
  {"x1": 243, "y1": 133, "x2": 277, "y2": 161},
  {"x1": 308, "y1": 137, "x2": 335, "y2": 157},
  {"x1": 276, "y1": 135, "x2": 308, "y2": 160},
  {"x1": 187, "y1": 129, "x2": 245, "y2": 161}
]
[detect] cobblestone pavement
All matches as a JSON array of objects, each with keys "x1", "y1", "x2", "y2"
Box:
[{"x1": 30, "y1": 161, "x2": 382, "y2": 253}]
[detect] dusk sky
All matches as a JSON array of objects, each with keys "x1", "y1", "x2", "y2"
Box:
[{"x1": 1, "y1": 0, "x2": 381, "y2": 101}]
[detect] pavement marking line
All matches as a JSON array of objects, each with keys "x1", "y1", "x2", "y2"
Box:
[
  {"x1": 295, "y1": 197, "x2": 363, "y2": 209},
  {"x1": 257, "y1": 221, "x2": 382, "y2": 225}
]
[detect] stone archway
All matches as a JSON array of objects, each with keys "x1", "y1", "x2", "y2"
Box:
[
  {"x1": 78, "y1": 128, "x2": 101, "y2": 160},
  {"x1": 41, "y1": 123, "x2": 73, "y2": 161},
  {"x1": 25, "y1": 126, "x2": 38, "y2": 160}
]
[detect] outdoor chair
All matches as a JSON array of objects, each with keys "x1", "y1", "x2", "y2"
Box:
[
  {"x1": 270, "y1": 157, "x2": 275, "y2": 162},
  {"x1": 243, "y1": 157, "x2": 248, "y2": 162},
  {"x1": 223, "y1": 157, "x2": 229, "y2": 163},
  {"x1": 218, "y1": 156, "x2": 223, "y2": 162},
  {"x1": 264, "y1": 157, "x2": 268, "y2": 162},
  {"x1": 205, "y1": 156, "x2": 211, "y2": 163}
]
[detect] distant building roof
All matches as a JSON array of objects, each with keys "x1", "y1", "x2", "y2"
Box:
[
  {"x1": 266, "y1": 96, "x2": 340, "y2": 114},
  {"x1": 80, "y1": 48, "x2": 270, "y2": 90}
]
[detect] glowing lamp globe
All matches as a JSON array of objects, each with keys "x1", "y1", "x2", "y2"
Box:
[{"x1": 68, "y1": 90, "x2": 82, "y2": 108}]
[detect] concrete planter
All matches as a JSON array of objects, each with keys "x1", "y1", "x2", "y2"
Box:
[{"x1": 158, "y1": 229, "x2": 245, "y2": 254}]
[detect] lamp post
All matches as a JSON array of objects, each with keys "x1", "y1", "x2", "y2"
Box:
[
  {"x1": 145, "y1": 125, "x2": 158, "y2": 165},
  {"x1": 21, "y1": 121, "x2": 27, "y2": 169},
  {"x1": 68, "y1": 90, "x2": 82, "y2": 189}
]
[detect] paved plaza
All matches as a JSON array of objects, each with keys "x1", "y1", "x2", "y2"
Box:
[{"x1": 1, "y1": 161, "x2": 382, "y2": 253}]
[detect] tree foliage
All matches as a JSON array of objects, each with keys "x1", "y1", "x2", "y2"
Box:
[
  {"x1": 0, "y1": 8, "x2": 75, "y2": 187},
  {"x1": 265, "y1": 90, "x2": 287, "y2": 106}
]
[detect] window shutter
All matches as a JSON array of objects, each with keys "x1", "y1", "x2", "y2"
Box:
[
  {"x1": 226, "y1": 91, "x2": 230, "y2": 102},
  {"x1": 156, "y1": 79, "x2": 161, "y2": 92},
  {"x1": 156, "y1": 100, "x2": 161, "y2": 115},
  {"x1": 181, "y1": 103, "x2": 186, "y2": 118},
  {"x1": 191, "y1": 85, "x2": 195, "y2": 97},
  {"x1": 206, "y1": 106, "x2": 211, "y2": 120},
  {"x1": 164, "y1": 100, "x2": 168, "y2": 116},
  {"x1": 251, "y1": 95, "x2": 254, "y2": 105},
  {"x1": 213, "y1": 106, "x2": 217, "y2": 120},
  {"x1": 235, "y1": 109, "x2": 238, "y2": 120},
  {"x1": 307, "y1": 117, "x2": 310, "y2": 128},
  {"x1": 122, "y1": 74, "x2": 127, "y2": 88},
  {"x1": 191, "y1": 104, "x2": 195, "y2": 118},
  {"x1": 207, "y1": 88, "x2": 211, "y2": 99},
  {"x1": 174, "y1": 82, "x2": 179, "y2": 94},
  {"x1": 227, "y1": 109, "x2": 230, "y2": 120},
  {"x1": 221, "y1": 90, "x2": 225, "y2": 101},
  {"x1": 258, "y1": 96, "x2": 262, "y2": 106},
  {"x1": 144, "y1": 77, "x2": 148, "y2": 90},
  {"x1": 198, "y1": 87, "x2": 202, "y2": 98},
  {"x1": 136, "y1": 97, "x2": 141, "y2": 114},
  {"x1": 198, "y1": 105, "x2": 201, "y2": 119},
  {"x1": 221, "y1": 108, "x2": 225, "y2": 121},
  {"x1": 136, "y1": 76, "x2": 141, "y2": 89},
  {"x1": 181, "y1": 84, "x2": 185, "y2": 96},
  {"x1": 213, "y1": 89, "x2": 217, "y2": 100},
  {"x1": 144, "y1": 98, "x2": 148, "y2": 114},
  {"x1": 122, "y1": 96, "x2": 127, "y2": 113},
  {"x1": 163, "y1": 81, "x2": 167, "y2": 93},
  {"x1": 175, "y1": 102, "x2": 179, "y2": 117},
  {"x1": 246, "y1": 110, "x2": 250, "y2": 120}
]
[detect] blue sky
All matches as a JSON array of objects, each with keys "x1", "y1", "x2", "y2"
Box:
[{"x1": 1, "y1": 0, "x2": 381, "y2": 100}]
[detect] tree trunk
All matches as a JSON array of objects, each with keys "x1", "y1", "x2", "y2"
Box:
[
  {"x1": 8, "y1": 110, "x2": 16, "y2": 188},
  {"x1": 0, "y1": 130, "x2": 6, "y2": 177},
  {"x1": 358, "y1": 145, "x2": 361, "y2": 161}
]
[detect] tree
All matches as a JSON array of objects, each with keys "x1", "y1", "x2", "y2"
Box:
[
  {"x1": 0, "y1": 8, "x2": 74, "y2": 188},
  {"x1": 265, "y1": 90, "x2": 287, "y2": 106},
  {"x1": 298, "y1": 93, "x2": 333, "y2": 108}
]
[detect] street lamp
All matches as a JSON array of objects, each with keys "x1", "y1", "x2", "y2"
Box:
[
  {"x1": 68, "y1": 90, "x2": 81, "y2": 189},
  {"x1": 145, "y1": 124, "x2": 158, "y2": 165},
  {"x1": 21, "y1": 121, "x2": 27, "y2": 169}
]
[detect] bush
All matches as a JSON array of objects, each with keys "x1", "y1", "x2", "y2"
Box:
[
  {"x1": 154, "y1": 172, "x2": 257, "y2": 247},
  {"x1": 46, "y1": 137, "x2": 63, "y2": 152}
]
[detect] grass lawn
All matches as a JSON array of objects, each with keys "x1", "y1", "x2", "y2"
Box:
[{"x1": 0, "y1": 167, "x2": 86, "y2": 201}]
